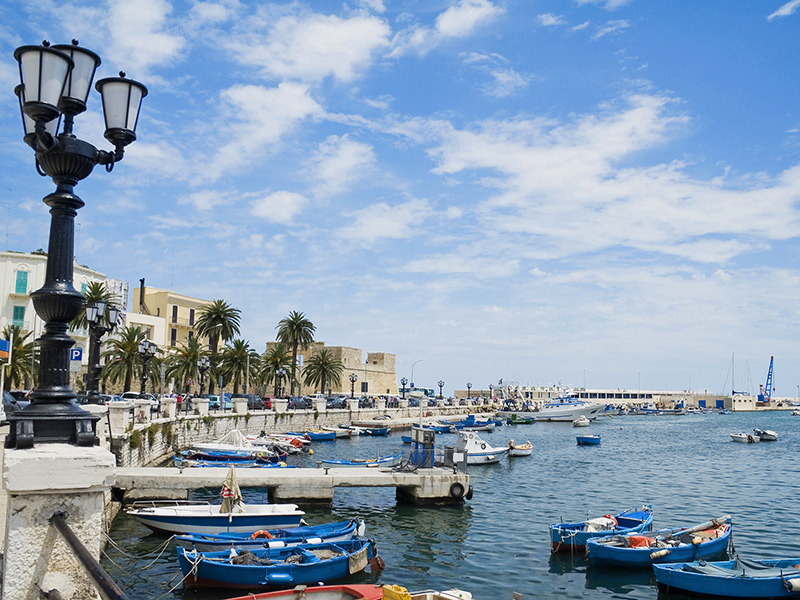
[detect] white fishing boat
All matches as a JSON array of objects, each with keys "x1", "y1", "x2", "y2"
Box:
[
  {"x1": 753, "y1": 428, "x2": 778, "y2": 441},
  {"x1": 508, "y1": 440, "x2": 532, "y2": 457},
  {"x1": 730, "y1": 432, "x2": 760, "y2": 443},
  {"x1": 453, "y1": 431, "x2": 509, "y2": 464},
  {"x1": 572, "y1": 415, "x2": 590, "y2": 427},
  {"x1": 498, "y1": 397, "x2": 603, "y2": 422},
  {"x1": 321, "y1": 426, "x2": 352, "y2": 438}
]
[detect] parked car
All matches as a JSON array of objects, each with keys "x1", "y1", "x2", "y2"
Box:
[
  {"x1": 287, "y1": 396, "x2": 312, "y2": 410},
  {"x1": 238, "y1": 394, "x2": 265, "y2": 410},
  {"x1": 326, "y1": 397, "x2": 348, "y2": 409},
  {"x1": 3, "y1": 390, "x2": 30, "y2": 421},
  {"x1": 10, "y1": 390, "x2": 30, "y2": 402}
]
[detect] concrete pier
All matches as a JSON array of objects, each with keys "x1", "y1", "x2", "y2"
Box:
[{"x1": 114, "y1": 465, "x2": 470, "y2": 505}]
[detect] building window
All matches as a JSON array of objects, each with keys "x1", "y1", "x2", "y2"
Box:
[
  {"x1": 188, "y1": 331, "x2": 194, "y2": 341},
  {"x1": 12, "y1": 305, "x2": 25, "y2": 327},
  {"x1": 170, "y1": 328, "x2": 177, "y2": 346},
  {"x1": 172, "y1": 305, "x2": 178, "y2": 323},
  {"x1": 81, "y1": 282, "x2": 87, "y2": 294},
  {"x1": 189, "y1": 308, "x2": 195, "y2": 326},
  {"x1": 15, "y1": 271, "x2": 28, "y2": 294}
]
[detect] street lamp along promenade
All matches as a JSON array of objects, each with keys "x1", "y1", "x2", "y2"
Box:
[
  {"x1": 85, "y1": 300, "x2": 120, "y2": 405},
  {"x1": 349, "y1": 373, "x2": 357, "y2": 399},
  {"x1": 466, "y1": 382, "x2": 472, "y2": 399},
  {"x1": 400, "y1": 377, "x2": 408, "y2": 400},
  {"x1": 6, "y1": 40, "x2": 146, "y2": 449},
  {"x1": 438, "y1": 380, "x2": 445, "y2": 399},
  {"x1": 138, "y1": 340, "x2": 158, "y2": 395},
  {"x1": 197, "y1": 357, "x2": 211, "y2": 395}
]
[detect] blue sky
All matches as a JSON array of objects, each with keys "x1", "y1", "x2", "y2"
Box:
[{"x1": 2, "y1": 0, "x2": 800, "y2": 396}]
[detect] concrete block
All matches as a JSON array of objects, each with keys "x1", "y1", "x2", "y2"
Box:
[
  {"x1": 160, "y1": 397, "x2": 177, "y2": 419},
  {"x1": 107, "y1": 402, "x2": 133, "y2": 439},
  {"x1": 133, "y1": 399, "x2": 152, "y2": 424},
  {"x1": 233, "y1": 397, "x2": 248, "y2": 414},
  {"x1": 194, "y1": 398, "x2": 210, "y2": 416},
  {"x1": 273, "y1": 398, "x2": 288, "y2": 414}
]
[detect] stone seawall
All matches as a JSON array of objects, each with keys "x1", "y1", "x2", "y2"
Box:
[{"x1": 108, "y1": 406, "x2": 478, "y2": 468}]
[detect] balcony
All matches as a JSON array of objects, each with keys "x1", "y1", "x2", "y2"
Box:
[{"x1": 169, "y1": 316, "x2": 195, "y2": 328}]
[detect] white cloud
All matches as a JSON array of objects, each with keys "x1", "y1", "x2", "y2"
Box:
[
  {"x1": 359, "y1": 0, "x2": 387, "y2": 13},
  {"x1": 189, "y1": 2, "x2": 231, "y2": 25},
  {"x1": 576, "y1": 0, "x2": 633, "y2": 9},
  {"x1": 337, "y1": 199, "x2": 433, "y2": 244},
  {"x1": 200, "y1": 82, "x2": 322, "y2": 182},
  {"x1": 767, "y1": 0, "x2": 800, "y2": 20},
  {"x1": 250, "y1": 191, "x2": 309, "y2": 225},
  {"x1": 483, "y1": 67, "x2": 531, "y2": 97},
  {"x1": 308, "y1": 135, "x2": 376, "y2": 197},
  {"x1": 436, "y1": 0, "x2": 503, "y2": 37},
  {"x1": 538, "y1": 13, "x2": 566, "y2": 27},
  {"x1": 572, "y1": 21, "x2": 591, "y2": 31},
  {"x1": 592, "y1": 19, "x2": 631, "y2": 40},
  {"x1": 224, "y1": 13, "x2": 390, "y2": 83},
  {"x1": 178, "y1": 190, "x2": 235, "y2": 212},
  {"x1": 390, "y1": 0, "x2": 503, "y2": 56}
]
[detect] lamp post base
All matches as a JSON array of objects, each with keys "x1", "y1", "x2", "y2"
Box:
[{"x1": 5, "y1": 402, "x2": 100, "y2": 449}]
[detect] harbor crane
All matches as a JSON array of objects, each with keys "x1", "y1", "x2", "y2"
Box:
[{"x1": 758, "y1": 356, "x2": 774, "y2": 403}]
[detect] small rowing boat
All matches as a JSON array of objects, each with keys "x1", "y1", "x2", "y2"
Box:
[{"x1": 550, "y1": 505, "x2": 654, "y2": 552}]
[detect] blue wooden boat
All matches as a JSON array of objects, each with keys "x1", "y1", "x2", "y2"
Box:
[
  {"x1": 178, "y1": 448, "x2": 288, "y2": 463},
  {"x1": 363, "y1": 427, "x2": 390, "y2": 436},
  {"x1": 173, "y1": 457, "x2": 296, "y2": 469},
  {"x1": 576, "y1": 434, "x2": 601, "y2": 445},
  {"x1": 586, "y1": 516, "x2": 731, "y2": 567},
  {"x1": 550, "y1": 505, "x2": 654, "y2": 552},
  {"x1": 401, "y1": 435, "x2": 412, "y2": 444},
  {"x1": 287, "y1": 431, "x2": 337, "y2": 441},
  {"x1": 174, "y1": 519, "x2": 364, "y2": 552},
  {"x1": 653, "y1": 557, "x2": 800, "y2": 598},
  {"x1": 319, "y1": 453, "x2": 403, "y2": 469},
  {"x1": 177, "y1": 538, "x2": 379, "y2": 589}
]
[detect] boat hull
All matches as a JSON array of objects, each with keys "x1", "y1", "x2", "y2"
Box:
[
  {"x1": 220, "y1": 584, "x2": 385, "y2": 600},
  {"x1": 175, "y1": 519, "x2": 363, "y2": 552},
  {"x1": 498, "y1": 400, "x2": 603, "y2": 422},
  {"x1": 319, "y1": 453, "x2": 403, "y2": 468},
  {"x1": 576, "y1": 435, "x2": 601, "y2": 445},
  {"x1": 177, "y1": 539, "x2": 377, "y2": 590},
  {"x1": 586, "y1": 521, "x2": 731, "y2": 567},
  {"x1": 126, "y1": 503, "x2": 305, "y2": 535},
  {"x1": 653, "y1": 557, "x2": 800, "y2": 598}
]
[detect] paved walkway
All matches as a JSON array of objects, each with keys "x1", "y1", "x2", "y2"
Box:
[{"x1": 1, "y1": 424, "x2": 7, "y2": 553}]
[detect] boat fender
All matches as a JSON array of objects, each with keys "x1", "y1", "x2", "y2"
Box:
[
  {"x1": 465, "y1": 485, "x2": 474, "y2": 500},
  {"x1": 786, "y1": 578, "x2": 800, "y2": 592},
  {"x1": 449, "y1": 482, "x2": 466, "y2": 498},
  {"x1": 251, "y1": 530, "x2": 274, "y2": 540},
  {"x1": 649, "y1": 549, "x2": 671, "y2": 560}
]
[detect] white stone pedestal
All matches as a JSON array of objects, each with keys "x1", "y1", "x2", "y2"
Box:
[
  {"x1": 194, "y1": 398, "x2": 210, "y2": 416},
  {"x1": 398, "y1": 397, "x2": 409, "y2": 410},
  {"x1": 233, "y1": 397, "x2": 248, "y2": 414},
  {"x1": 313, "y1": 398, "x2": 326, "y2": 414},
  {"x1": 107, "y1": 401, "x2": 133, "y2": 438},
  {"x1": 159, "y1": 397, "x2": 177, "y2": 419},
  {"x1": 377, "y1": 397, "x2": 387, "y2": 411},
  {"x1": 273, "y1": 398, "x2": 288, "y2": 414},
  {"x1": 3, "y1": 445, "x2": 116, "y2": 600},
  {"x1": 133, "y1": 399, "x2": 152, "y2": 424},
  {"x1": 81, "y1": 404, "x2": 109, "y2": 448}
]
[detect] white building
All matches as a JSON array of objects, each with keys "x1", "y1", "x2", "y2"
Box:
[{"x1": 0, "y1": 250, "x2": 111, "y2": 366}]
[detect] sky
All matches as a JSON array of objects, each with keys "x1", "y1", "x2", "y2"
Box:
[{"x1": 1, "y1": 0, "x2": 800, "y2": 397}]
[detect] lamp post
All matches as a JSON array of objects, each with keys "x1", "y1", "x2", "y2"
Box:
[
  {"x1": 138, "y1": 340, "x2": 157, "y2": 395},
  {"x1": 197, "y1": 357, "x2": 210, "y2": 395},
  {"x1": 489, "y1": 384, "x2": 493, "y2": 399},
  {"x1": 7, "y1": 40, "x2": 146, "y2": 449},
  {"x1": 411, "y1": 359, "x2": 424, "y2": 388},
  {"x1": 467, "y1": 382, "x2": 472, "y2": 399},
  {"x1": 349, "y1": 373, "x2": 357, "y2": 399},
  {"x1": 276, "y1": 367, "x2": 286, "y2": 397},
  {"x1": 85, "y1": 300, "x2": 120, "y2": 405},
  {"x1": 438, "y1": 380, "x2": 444, "y2": 399},
  {"x1": 400, "y1": 377, "x2": 408, "y2": 400}
]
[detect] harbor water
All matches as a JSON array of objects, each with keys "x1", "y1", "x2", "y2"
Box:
[{"x1": 103, "y1": 410, "x2": 800, "y2": 599}]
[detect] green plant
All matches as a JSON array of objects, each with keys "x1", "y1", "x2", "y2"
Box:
[
  {"x1": 147, "y1": 423, "x2": 159, "y2": 446},
  {"x1": 161, "y1": 422, "x2": 174, "y2": 446},
  {"x1": 129, "y1": 429, "x2": 142, "y2": 449},
  {"x1": 203, "y1": 415, "x2": 214, "y2": 426}
]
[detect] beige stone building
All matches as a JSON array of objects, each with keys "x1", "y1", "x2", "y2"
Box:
[
  {"x1": 132, "y1": 281, "x2": 211, "y2": 349},
  {"x1": 267, "y1": 341, "x2": 397, "y2": 397}
]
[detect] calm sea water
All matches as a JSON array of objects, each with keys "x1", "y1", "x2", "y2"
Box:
[{"x1": 103, "y1": 411, "x2": 800, "y2": 599}]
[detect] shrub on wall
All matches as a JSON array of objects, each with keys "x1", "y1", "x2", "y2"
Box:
[{"x1": 129, "y1": 429, "x2": 142, "y2": 449}]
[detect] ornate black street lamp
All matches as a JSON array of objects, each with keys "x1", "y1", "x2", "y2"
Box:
[
  {"x1": 198, "y1": 357, "x2": 210, "y2": 395},
  {"x1": 138, "y1": 340, "x2": 157, "y2": 394},
  {"x1": 276, "y1": 367, "x2": 286, "y2": 397},
  {"x1": 400, "y1": 377, "x2": 408, "y2": 400},
  {"x1": 489, "y1": 384, "x2": 494, "y2": 398},
  {"x1": 467, "y1": 382, "x2": 472, "y2": 399},
  {"x1": 7, "y1": 40, "x2": 146, "y2": 449},
  {"x1": 85, "y1": 300, "x2": 120, "y2": 405},
  {"x1": 349, "y1": 373, "x2": 357, "y2": 399},
  {"x1": 438, "y1": 380, "x2": 444, "y2": 399}
]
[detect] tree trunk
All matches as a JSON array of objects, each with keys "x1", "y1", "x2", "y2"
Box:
[{"x1": 290, "y1": 343, "x2": 298, "y2": 396}]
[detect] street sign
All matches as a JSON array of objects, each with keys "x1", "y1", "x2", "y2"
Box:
[{"x1": 69, "y1": 347, "x2": 83, "y2": 372}]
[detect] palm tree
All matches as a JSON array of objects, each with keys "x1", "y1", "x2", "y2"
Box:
[
  {"x1": 259, "y1": 343, "x2": 293, "y2": 397},
  {"x1": 101, "y1": 326, "x2": 146, "y2": 392},
  {"x1": 219, "y1": 339, "x2": 258, "y2": 395},
  {"x1": 303, "y1": 348, "x2": 343, "y2": 397},
  {"x1": 195, "y1": 299, "x2": 241, "y2": 393},
  {"x1": 71, "y1": 281, "x2": 117, "y2": 331},
  {"x1": 1, "y1": 325, "x2": 35, "y2": 390},
  {"x1": 276, "y1": 311, "x2": 315, "y2": 396},
  {"x1": 166, "y1": 337, "x2": 208, "y2": 394}
]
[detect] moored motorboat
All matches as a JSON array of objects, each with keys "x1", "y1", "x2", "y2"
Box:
[
  {"x1": 572, "y1": 415, "x2": 590, "y2": 427},
  {"x1": 363, "y1": 427, "x2": 390, "y2": 436},
  {"x1": 730, "y1": 432, "x2": 760, "y2": 443},
  {"x1": 175, "y1": 519, "x2": 365, "y2": 552},
  {"x1": 173, "y1": 457, "x2": 295, "y2": 469},
  {"x1": 497, "y1": 397, "x2": 603, "y2": 422},
  {"x1": 576, "y1": 434, "x2": 601, "y2": 445},
  {"x1": 586, "y1": 515, "x2": 731, "y2": 567},
  {"x1": 318, "y1": 453, "x2": 403, "y2": 469},
  {"x1": 287, "y1": 430, "x2": 337, "y2": 441},
  {"x1": 652, "y1": 557, "x2": 800, "y2": 598},
  {"x1": 452, "y1": 431, "x2": 509, "y2": 464},
  {"x1": 321, "y1": 426, "x2": 352, "y2": 438},
  {"x1": 507, "y1": 440, "x2": 533, "y2": 457},
  {"x1": 753, "y1": 428, "x2": 778, "y2": 441},
  {"x1": 177, "y1": 538, "x2": 380, "y2": 589},
  {"x1": 505, "y1": 414, "x2": 534, "y2": 425},
  {"x1": 550, "y1": 505, "x2": 654, "y2": 552}
]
